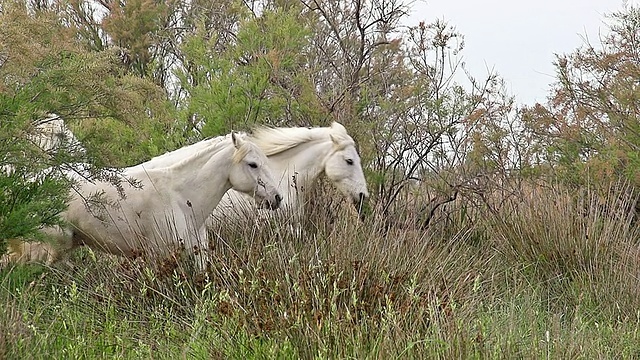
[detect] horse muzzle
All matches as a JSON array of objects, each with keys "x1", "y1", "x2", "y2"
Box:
[{"x1": 259, "y1": 193, "x2": 282, "y2": 210}]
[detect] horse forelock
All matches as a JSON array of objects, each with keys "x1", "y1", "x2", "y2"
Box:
[
  {"x1": 250, "y1": 125, "x2": 354, "y2": 156},
  {"x1": 232, "y1": 140, "x2": 253, "y2": 163}
]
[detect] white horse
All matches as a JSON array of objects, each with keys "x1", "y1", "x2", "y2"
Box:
[
  {"x1": 4, "y1": 133, "x2": 282, "y2": 269},
  {"x1": 137, "y1": 122, "x2": 369, "y2": 227},
  {"x1": 215, "y1": 122, "x2": 369, "y2": 226}
]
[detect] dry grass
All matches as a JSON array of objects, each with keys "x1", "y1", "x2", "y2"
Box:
[
  {"x1": 490, "y1": 183, "x2": 640, "y2": 317},
  {"x1": 2, "y1": 180, "x2": 640, "y2": 358}
]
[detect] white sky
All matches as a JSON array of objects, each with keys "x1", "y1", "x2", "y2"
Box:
[{"x1": 405, "y1": 0, "x2": 636, "y2": 105}]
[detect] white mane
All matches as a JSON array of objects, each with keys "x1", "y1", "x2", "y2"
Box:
[
  {"x1": 170, "y1": 136, "x2": 235, "y2": 170},
  {"x1": 250, "y1": 122, "x2": 354, "y2": 156},
  {"x1": 142, "y1": 135, "x2": 227, "y2": 168},
  {"x1": 141, "y1": 133, "x2": 252, "y2": 169}
]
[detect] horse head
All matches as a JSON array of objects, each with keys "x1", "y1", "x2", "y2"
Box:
[
  {"x1": 323, "y1": 122, "x2": 369, "y2": 211},
  {"x1": 229, "y1": 133, "x2": 282, "y2": 210}
]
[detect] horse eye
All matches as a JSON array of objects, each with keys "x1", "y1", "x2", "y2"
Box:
[
  {"x1": 248, "y1": 162, "x2": 258, "y2": 169},
  {"x1": 346, "y1": 159, "x2": 354, "y2": 165}
]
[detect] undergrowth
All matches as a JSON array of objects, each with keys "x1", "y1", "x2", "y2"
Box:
[{"x1": 2, "y1": 183, "x2": 640, "y2": 359}]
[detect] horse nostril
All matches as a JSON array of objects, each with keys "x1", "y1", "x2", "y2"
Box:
[{"x1": 275, "y1": 194, "x2": 282, "y2": 204}]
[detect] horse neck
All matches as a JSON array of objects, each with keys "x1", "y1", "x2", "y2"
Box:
[
  {"x1": 269, "y1": 140, "x2": 333, "y2": 199},
  {"x1": 165, "y1": 143, "x2": 235, "y2": 219}
]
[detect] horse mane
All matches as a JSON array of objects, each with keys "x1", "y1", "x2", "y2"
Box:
[
  {"x1": 250, "y1": 122, "x2": 354, "y2": 156},
  {"x1": 154, "y1": 134, "x2": 227, "y2": 169},
  {"x1": 137, "y1": 131, "x2": 259, "y2": 172}
]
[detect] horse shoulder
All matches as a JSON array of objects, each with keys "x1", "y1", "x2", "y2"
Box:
[{"x1": 125, "y1": 168, "x2": 187, "y2": 219}]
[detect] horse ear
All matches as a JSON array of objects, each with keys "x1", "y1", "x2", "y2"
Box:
[
  {"x1": 232, "y1": 132, "x2": 245, "y2": 149},
  {"x1": 331, "y1": 122, "x2": 346, "y2": 133},
  {"x1": 330, "y1": 134, "x2": 340, "y2": 146}
]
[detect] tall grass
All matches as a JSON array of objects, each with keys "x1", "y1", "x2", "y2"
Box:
[{"x1": 2, "y1": 181, "x2": 640, "y2": 358}]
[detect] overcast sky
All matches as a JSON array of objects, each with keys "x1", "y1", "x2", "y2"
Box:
[{"x1": 405, "y1": 0, "x2": 635, "y2": 105}]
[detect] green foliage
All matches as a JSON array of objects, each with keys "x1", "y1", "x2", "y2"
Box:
[
  {"x1": 0, "y1": 1, "x2": 181, "y2": 254},
  {"x1": 0, "y1": 109, "x2": 69, "y2": 255},
  {"x1": 0, "y1": 88, "x2": 72, "y2": 256},
  {"x1": 178, "y1": 5, "x2": 324, "y2": 137},
  {"x1": 0, "y1": 170, "x2": 69, "y2": 244},
  {"x1": 102, "y1": 0, "x2": 168, "y2": 77}
]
